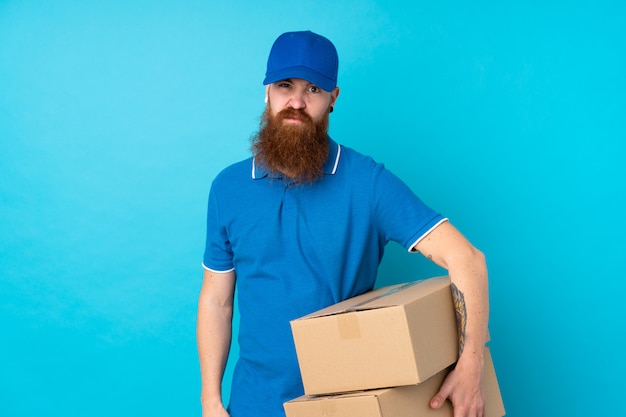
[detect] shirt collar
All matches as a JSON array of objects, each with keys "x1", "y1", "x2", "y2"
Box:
[{"x1": 252, "y1": 137, "x2": 342, "y2": 180}]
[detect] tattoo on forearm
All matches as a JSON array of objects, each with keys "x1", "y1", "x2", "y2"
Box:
[{"x1": 450, "y1": 283, "x2": 467, "y2": 356}]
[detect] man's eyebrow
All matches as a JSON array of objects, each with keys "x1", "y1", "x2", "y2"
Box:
[{"x1": 274, "y1": 78, "x2": 319, "y2": 88}]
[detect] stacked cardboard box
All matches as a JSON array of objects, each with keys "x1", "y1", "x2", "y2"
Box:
[{"x1": 284, "y1": 276, "x2": 505, "y2": 417}]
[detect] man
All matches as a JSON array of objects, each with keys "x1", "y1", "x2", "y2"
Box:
[{"x1": 197, "y1": 30, "x2": 489, "y2": 417}]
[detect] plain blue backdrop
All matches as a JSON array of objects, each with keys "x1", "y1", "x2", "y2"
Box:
[{"x1": 1, "y1": 1, "x2": 624, "y2": 416}]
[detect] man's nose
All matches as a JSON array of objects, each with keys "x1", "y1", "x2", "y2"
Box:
[{"x1": 288, "y1": 90, "x2": 306, "y2": 109}]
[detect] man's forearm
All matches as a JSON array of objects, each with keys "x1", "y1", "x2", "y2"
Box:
[
  {"x1": 197, "y1": 290, "x2": 233, "y2": 407},
  {"x1": 448, "y1": 245, "x2": 489, "y2": 366},
  {"x1": 197, "y1": 310, "x2": 232, "y2": 403}
]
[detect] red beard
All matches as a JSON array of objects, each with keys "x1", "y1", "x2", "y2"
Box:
[{"x1": 251, "y1": 106, "x2": 330, "y2": 184}]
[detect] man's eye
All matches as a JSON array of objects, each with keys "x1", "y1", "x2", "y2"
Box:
[{"x1": 309, "y1": 86, "x2": 320, "y2": 93}]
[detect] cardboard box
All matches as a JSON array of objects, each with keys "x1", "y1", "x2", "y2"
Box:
[
  {"x1": 284, "y1": 347, "x2": 505, "y2": 417},
  {"x1": 290, "y1": 276, "x2": 459, "y2": 395}
]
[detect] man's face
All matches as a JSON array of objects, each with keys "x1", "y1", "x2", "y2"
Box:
[
  {"x1": 266, "y1": 78, "x2": 339, "y2": 123},
  {"x1": 250, "y1": 79, "x2": 339, "y2": 184}
]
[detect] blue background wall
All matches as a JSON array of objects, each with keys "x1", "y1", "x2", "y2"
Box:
[{"x1": 1, "y1": 1, "x2": 624, "y2": 416}]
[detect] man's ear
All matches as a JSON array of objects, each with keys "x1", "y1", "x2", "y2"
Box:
[
  {"x1": 265, "y1": 85, "x2": 270, "y2": 103},
  {"x1": 330, "y1": 86, "x2": 340, "y2": 108}
]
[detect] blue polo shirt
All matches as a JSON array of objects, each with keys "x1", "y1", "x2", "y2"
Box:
[{"x1": 203, "y1": 138, "x2": 446, "y2": 417}]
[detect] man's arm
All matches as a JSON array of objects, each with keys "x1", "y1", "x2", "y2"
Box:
[
  {"x1": 412, "y1": 221, "x2": 489, "y2": 417},
  {"x1": 197, "y1": 268, "x2": 236, "y2": 417}
]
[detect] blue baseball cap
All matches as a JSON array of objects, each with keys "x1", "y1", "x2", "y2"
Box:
[{"x1": 263, "y1": 30, "x2": 338, "y2": 92}]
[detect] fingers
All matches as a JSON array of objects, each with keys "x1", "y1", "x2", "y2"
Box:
[
  {"x1": 430, "y1": 393, "x2": 447, "y2": 409},
  {"x1": 430, "y1": 379, "x2": 452, "y2": 410},
  {"x1": 430, "y1": 374, "x2": 485, "y2": 417}
]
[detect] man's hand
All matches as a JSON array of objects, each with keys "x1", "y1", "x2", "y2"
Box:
[{"x1": 430, "y1": 355, "x2": 485, "y2": 417}]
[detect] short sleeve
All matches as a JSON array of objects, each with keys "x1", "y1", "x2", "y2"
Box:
[
  {"x1": 202, "y1": 185, "x2": 235, "y2": 272},
  {"x1": 372, "y1": 164, "x2": 446, "y2": 251}
]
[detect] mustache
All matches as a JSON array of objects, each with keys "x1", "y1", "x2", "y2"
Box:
[{"x1": 275, "y1": 107, "x2": 314, "y2": 123}]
